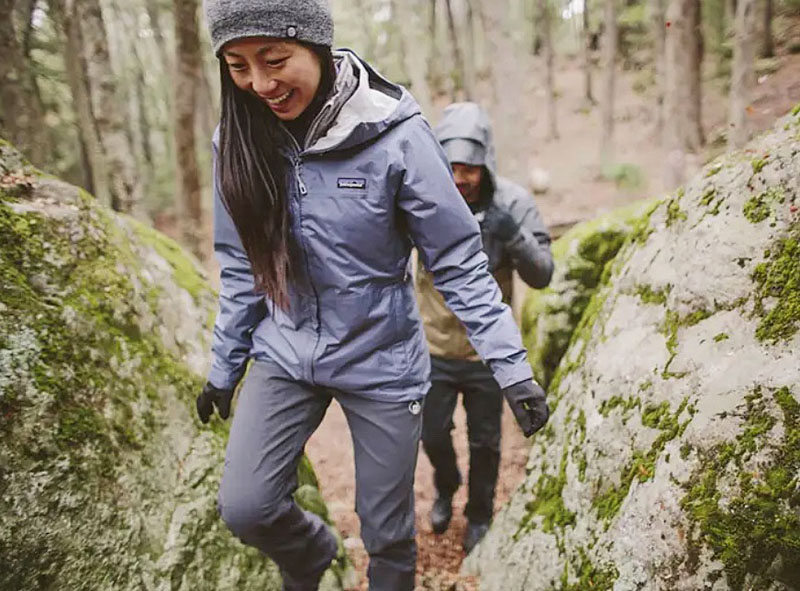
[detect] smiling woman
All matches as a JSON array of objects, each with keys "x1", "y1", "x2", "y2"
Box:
[{"x1": 197, "y1": 1, "x2": 542, "y2": 590}]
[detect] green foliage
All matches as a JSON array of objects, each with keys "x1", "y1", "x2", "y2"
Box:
[
  {"x1": 517, "y1": 447, "x2": 576, "y2": 537},
  {"x1": 601, "y1": 163, "x2": 646, "y2": 191},
  {"x1": 561, "y1": 549, "x2": 619, "y2": 591}
]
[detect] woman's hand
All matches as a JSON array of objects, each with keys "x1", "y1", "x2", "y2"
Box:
[
  {"x1": 502, "y1": 379, "x2": 549, "y2": 437},
  {"x1": 196, "y1": 382, "x2": 235, "y2": 423}
]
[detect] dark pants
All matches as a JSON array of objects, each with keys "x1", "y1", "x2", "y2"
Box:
[
  {"x1": 218, "y1": 359, "x2": 422, "y2": 591},
  {"x1": 421, "y1": 356, "x2": 503, "y2": 524}
]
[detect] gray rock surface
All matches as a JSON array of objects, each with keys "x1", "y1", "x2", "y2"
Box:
[
  {"x1": 0, "y1": 140, "x2": 348, "y2": 590},
  {"x1": 464, "y1": 109, "x2": 800, "y2": 590}
]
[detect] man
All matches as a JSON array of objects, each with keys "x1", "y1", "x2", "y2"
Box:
[{"x1": 415, "y1": 102, "x2": 554, "y2": 552}]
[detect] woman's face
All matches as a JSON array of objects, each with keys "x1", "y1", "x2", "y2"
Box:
[{"x1": 222, "y1": 37, "x2": 322, "y2": 121}]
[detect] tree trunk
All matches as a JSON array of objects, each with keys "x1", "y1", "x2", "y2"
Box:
[
  {"x1": 649, "y1": 0, "x2": 666, "y2": 138},
  {"x1": 0, "y1": 0, "x2": 47, "y2": 166},
  {"x1": 663, "y1": 0, "x2": 704, "y2": 173},
  {"x1": 540, "y1": 0, "x2": 558, "y2": 139},
  {"x1": 729, "y1": 0, "x2": 756, "y2": 148},
  {"x1": 600, "y1": 0, "x2": 617, "y2": 169},
  {"x1": 75, "y1": 0, "x2": 141, "y2": 214},
  {"x1": 173, "y1": 0, "x2": 205, "y2": 259},
  {"x1": 464, "y1": 0, "x2": 478, "y2": 98},
  {"x1": 49, "y1": 0, "x2": 104, "y2": 196},
  {"x1": 761, "y1": 0, "x2": 774, "y2": 58},
  {"x1": 444, "y1": 0, "x2": 470, "y2": 99},
  {"x1": 353, "y1": 0, "x2": 378, "y2": 63},
  {"x1": 391, "y1": 0, "x2": 434, "y2": 116},
  {"x1": 583, "y1": 0, "x2": 595, "y2": 105}
]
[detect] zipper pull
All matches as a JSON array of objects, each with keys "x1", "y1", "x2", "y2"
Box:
[{"x1": 294, "y1": 159, "x2": 308, "y2": 196}]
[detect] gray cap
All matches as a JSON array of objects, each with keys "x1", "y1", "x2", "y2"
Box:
[
  {"x1": 204, "y1": 0, "x2": 334, "y2": 55},
  {"x1": 441, "y1": 138, "x2": 487, "y2": 167}
]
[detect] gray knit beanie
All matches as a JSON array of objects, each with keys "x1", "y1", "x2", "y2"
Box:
[{"x1": 204, "y1": 0, "x2": 333, "y2": 54}]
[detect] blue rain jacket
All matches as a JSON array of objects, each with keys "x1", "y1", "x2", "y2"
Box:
[{"x1": 208, "y1": 50, "x2": 532, "y2": 401}]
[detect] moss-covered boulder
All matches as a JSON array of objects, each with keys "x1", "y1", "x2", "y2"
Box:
[
  {"x1": 522, "y1": 199, "x2": 657, "y2": 388},
  {"x1": 0, "y1": 141, "x2": 348, "y2": 590},
  {"x1": 464, "y1": 109, "x2": 800, "y2": 590}
]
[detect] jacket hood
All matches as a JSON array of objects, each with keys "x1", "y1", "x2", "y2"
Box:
[
  {"x1": 305, "y1": 49, "x2": 421, "y2": 154},
  {"x1": 434, "y1": 102, "x2": 498, "y2": 196}
]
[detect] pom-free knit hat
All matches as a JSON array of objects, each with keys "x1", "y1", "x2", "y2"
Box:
[{"x1": 204, "y1": 0, "x2": 334, "y2": 54}]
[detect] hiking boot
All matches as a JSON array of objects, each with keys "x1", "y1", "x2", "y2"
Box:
[
  {"x1": 463, "y1": 521, "x2": 490, "y2": 553},
  {"x1": 430, "y1": 494, "x2": 453, "y2": 534},
  {"x1": 281, "y1": 534, "x2": 338, "y2": 591}
]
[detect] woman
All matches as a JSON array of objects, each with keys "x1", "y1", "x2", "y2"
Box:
[{"x1": 196, "y1": 1, "x2": 549, "y2": 589}]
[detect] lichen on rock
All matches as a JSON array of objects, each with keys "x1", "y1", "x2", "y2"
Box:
[
  {"x1": 464, "y1": 108, "x2": 800, "y2": 590},
  {"x1": 0, "y1": 141, "x2": 348, "y2": 590}
]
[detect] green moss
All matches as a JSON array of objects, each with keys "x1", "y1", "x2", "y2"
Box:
[
  {"x1": 699, "y1": 187, "x2": 717, "y2": 207},
  {"x1": 598, "y1": 396, "x2": 641, "y2": 419},
  {"x1": 792, "y1": 103, "x2": 800, "y2": 117},
  {"x1": 131, "y1": 220, "x2": 210, "y2": 302},
  {"x1": 680, "y1": 442, "x2": 692, "y2": 460},
  {"x1": 517, "y1": 447, "x2": 576, "y2": 538},
  {"x1": 681, "y1": 387, "x2": 800, "y2": 591},
  {"x1": 713, "y1": 333, "x2": 730, "y2": 342},
  {"x1": 743, "y1": 187, "x2": 785, "y2": 224},
  {"x1": 705, "y1": 163, "x2": 723, "y2": 178},
  {"x1": 562, "y1": 549, "x2": 619, "y2": 591},
  {"x1": 593, "y1": 398, "x2": 690, "y2": 523},
  {"x1": 665, "y1": 197, "x2": 688, "y2": 227},
  {"x1": 752, "y1": 225, "x2": 800, "y2": 342},
  {"x1": 751, "y1": 157, "x2": 769, "y2": 175},
  {"x1": 659, "y1": 306, "x2": 712, "y2": 379},
  {"x1": 635, "y1": 284, "x2": 671, "y2": 305}
]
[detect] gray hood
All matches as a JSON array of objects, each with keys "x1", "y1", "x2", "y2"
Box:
[
  {"x1": 434, "y1": 102, "x2": 498, "y2": 195},
  {"x1": 305, "y1": 49, "x2": 421, "y2": 154}
]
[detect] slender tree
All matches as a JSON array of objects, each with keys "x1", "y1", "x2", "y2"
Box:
[
  {"x1": 173, "y1": 0, "x2": 204, "y2": 258},
  {"x1": 0, "y1": 0, "x2": 47, "y2": 165},
  {"x1": 582, "y1": 0, "x2": 595, "y2": 105},
  {"x1": 600, "y1": 0, "x2": 617, "y2": 169},
  {"x1": 391, "y1": 0, "x2": 434, "y2": 115},
  {"x1": 761, "y1": 0, "x2": 774, "y2": 58},
  {"x1": 539, "y1": 0, "x2": 558, "y2": 139},
  {"x1": 729, "y1": 0, "x2": 756, "y2": 148},
  {"x1": 649, "y1": 0, "x2": 666, "y2": 138},
  {"x1": 444, "y1": 0, "x2": 470, "y2": 99}
]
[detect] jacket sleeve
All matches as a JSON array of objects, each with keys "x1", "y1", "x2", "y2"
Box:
[
  {"x1": 503, "y1": 188, "x2": 554, "y2": 289},
  {"x1": 207, "y1": 135, "x2": 267, "y2": 390},
  {"x1": 397, "y1": 116, "x2": 532, "y2": 388}
]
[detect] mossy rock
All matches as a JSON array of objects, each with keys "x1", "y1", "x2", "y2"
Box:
[
  {"x1": 522, "y1": 198, "x2": 658, "y2": 388},
  {"x1": 0, "y1": 140, "x2": 347, "y2": 590},
  {"x1": 464, "y1": 109, "x2": 800, "y2": 590}
]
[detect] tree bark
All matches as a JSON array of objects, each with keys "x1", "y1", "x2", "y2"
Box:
[
  {"x1": 582, "y1": 0, "x2": 595, "y2": 105},
  {"x1": 75, "y1": 0, "x2": 141, "y2": 213},
  {"x1": 729, "y1": 0, "x2": 756, "y2": 148},
  {"x1": 391, "y1": 0, "x2": 434, "y2": 116},
  {"x1": 0, "y1": 0, "x2": 47, "y2": 165},
  {"x1": 649, "y1": 0, "x2": 666, "y2": 138},
  {"x1": 540, "y1": 0, "x2": 558, "y2": 139},
  {"x1": 173, "y1": 0, "x2": 205, "y2": 259},
  {"x1": 761, "y1": 0, "x2": 774, "y2": 58},
  {"x1": 600, "y1": 0, "x2": 617, "y2": 169},
  {"x1": 444, "y1": 0, "x2": 470, "y2": 99},
  {"x1": 663, "y1": 0, "x2": 704, "y2": 163}
]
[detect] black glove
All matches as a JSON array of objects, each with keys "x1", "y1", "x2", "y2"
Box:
[
  {"x1": 196, "y1": 381, "x2": 235, "y2": 424},
  {"x1": 482, "y1": 205, "x2": 520, "y2": 242},
  {"x1": 503, "y1": 379, "x2": 549, "y2": 437}
]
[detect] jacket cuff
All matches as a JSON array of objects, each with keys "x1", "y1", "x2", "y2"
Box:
[
  {"x1": 491, "y1": 360, "x2": 534, "y2": 389},
  {"x1": 207, "y1": 363, "x2": 244, "y2": 391}
]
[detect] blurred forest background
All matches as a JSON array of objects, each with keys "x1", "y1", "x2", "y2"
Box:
[{"x1": 1, "y1": 0, "x2": 799, "y2": 263}]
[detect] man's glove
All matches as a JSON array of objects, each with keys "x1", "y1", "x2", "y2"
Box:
[
  {"x1": 503, "y1": 379, "x2": 549, "y2": 437},
  {"x1": 196, "y1": 381, "x2": 235, "y2": 423},
  {"x1": 482, "y1": 205, "x2": 520, "y2": 242}
]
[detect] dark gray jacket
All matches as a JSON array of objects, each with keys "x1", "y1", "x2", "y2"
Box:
[
  {"x1": 416, "y1": 102, "x2": 553, "y2": 361},
  {"x1": 208, "y1": 52, "x2": 533, "y2": 400}
]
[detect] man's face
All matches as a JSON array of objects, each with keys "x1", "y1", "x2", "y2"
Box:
[{"x1": 451, "y1": 163, "x2": 483, "y2": 204}]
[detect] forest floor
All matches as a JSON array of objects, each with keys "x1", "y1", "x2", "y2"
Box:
[
  {"x1": 164, "y1": 21, "x2": 800, "y2": 591},
  {"x1": 304, "y1": 39, "x2": 800, "y2": 591}
]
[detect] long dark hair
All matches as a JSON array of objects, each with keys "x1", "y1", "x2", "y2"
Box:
[{"x1": 217, "y1": 43, "x2": 335, "y2": 310}]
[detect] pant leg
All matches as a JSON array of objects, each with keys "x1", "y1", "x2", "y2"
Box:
[
  {"x1": 420, "y1": 359, "x2": 462, "y2": 498},
  {"x1": 337, "y1": 392, "x2": 423, "y2": 591},
  {"x1": 461, "y1": 363, "x2": 503, "y2": 524},
  {"x1": 217, "y1": 359, "x2": 338, "y2": 584}
]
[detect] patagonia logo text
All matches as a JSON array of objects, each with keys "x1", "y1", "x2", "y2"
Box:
[{"x1": 337, "y1": 178, "x2": 367, "y2": 190}]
